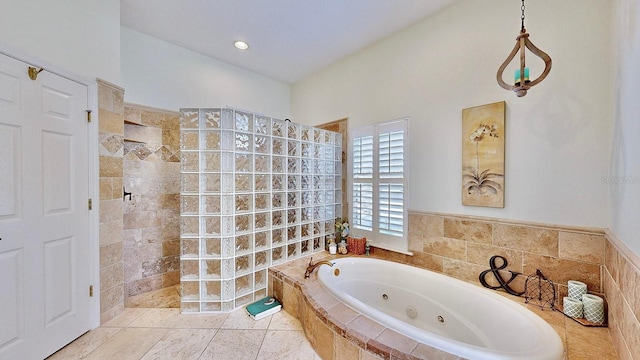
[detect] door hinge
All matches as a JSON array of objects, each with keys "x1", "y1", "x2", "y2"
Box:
[
  {"x1": 86, "y1": 110, "x2": 92, "y2": 123},
  {"x1": 88, "y1": 198, "x2": 93, "y2": 210},
  {"x1": 89, "y1": 285, "x2": 93, "y2": 297}
]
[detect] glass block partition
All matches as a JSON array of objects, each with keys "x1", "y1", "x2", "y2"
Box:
[{"x1": 179, "y1": 108, "x2": 342, "y2": 312}]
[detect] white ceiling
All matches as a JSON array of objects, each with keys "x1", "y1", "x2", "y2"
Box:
[{"x1": 120, "y1": 0, "x2": 459, "y2": 84}]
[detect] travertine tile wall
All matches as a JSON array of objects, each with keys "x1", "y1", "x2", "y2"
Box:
[
  {"x1": 122, "y1": 104, "x2": 181, "y2": 304},
  {"x1": 603, "y1": 232, "x2": 640, "y2": 359},
  {"x1": 404, "y1": 211, "x2": 605, "y2": 306},
  {"x1": 97, "y1": 80, "x2": 125, "y2": 323}
]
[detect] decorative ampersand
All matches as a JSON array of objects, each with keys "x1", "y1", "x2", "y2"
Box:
[{"x1": 479, "y1": 255, "x2": 525, "y2": 296}]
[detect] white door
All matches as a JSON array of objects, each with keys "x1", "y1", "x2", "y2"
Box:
[{"x1": 0, "y1": 53, "x2": 91, "y2": 360}]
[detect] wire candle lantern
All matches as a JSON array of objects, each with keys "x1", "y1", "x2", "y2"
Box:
[{"x1": 524, "y1": 269, "x2": 556, "y2": 310}]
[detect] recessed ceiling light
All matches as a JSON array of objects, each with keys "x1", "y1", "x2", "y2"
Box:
[{"x1": 234, "y1": 41, "x2": 249, "y2": 50}]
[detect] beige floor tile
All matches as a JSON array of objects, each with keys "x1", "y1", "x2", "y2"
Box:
[
  {"x1": 220, "y1": 307, "x2": 272, "y2": 330},
  {"x1": 84, "y1": 328, "x2": 169, "y2": 360},
  {"x1": 199, "y1": 329, "x2": 266, "y2": 360},
  {"x1": 256, "y1": 330, "x2": 320, "y2": 360},
  {"x1": 172, "y1": 313, "x2": 229, "y2": 329},
  {"x1": 102, "y1": 307, "x2": 150, "y2": 327},
  {"x1": 139, "y1": 328, "x2": 216, "y2": 360},
  {"x1": 268, "y1": 310, "x2": 303, "y2": 331},
  {"x1": 128, "y1": 308, "x2": 181, "y2": 328},
  {"x1": 46, "y1": 327, "x2": 123, "y2": 360},
  {"x1": 126, "y1": 286, "x2": 180, "y2": 308}
]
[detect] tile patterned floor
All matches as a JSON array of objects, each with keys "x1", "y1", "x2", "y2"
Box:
[{"x1": 47, "y1": 287, "x2": 320, "y2": 360}]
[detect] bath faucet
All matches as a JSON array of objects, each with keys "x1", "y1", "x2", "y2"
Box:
[{"x1": 304, "y1": 257, "x2": 334, "y2": 278}]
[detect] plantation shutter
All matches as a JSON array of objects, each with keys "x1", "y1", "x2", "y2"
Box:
[
  {"x1": 352, "y1": 133, "x2": 374, "y2": 231},
  {"x1": 349, "y1": 119, "x2": 408, "y2": 251}
]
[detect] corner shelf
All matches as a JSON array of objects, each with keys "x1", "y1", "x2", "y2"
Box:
[
  {"x1": 124, "y1": 119, "x2": 147, "y2": 127},
  {"x1": 124, "y1": 119, "x2": 148, "y2": 143}
]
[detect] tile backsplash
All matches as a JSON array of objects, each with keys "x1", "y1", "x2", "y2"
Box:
[{"x1": 405, "y1": 211, "x2": 605, "y2": 299}]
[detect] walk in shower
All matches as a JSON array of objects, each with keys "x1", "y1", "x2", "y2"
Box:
[{"x1": 179, "y1": 108, "x2": 342, "y2": 312}]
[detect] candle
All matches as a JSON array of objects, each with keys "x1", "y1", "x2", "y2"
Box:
[{"x1": 514, "y1": 67, "x2": 530, "y2": 84}]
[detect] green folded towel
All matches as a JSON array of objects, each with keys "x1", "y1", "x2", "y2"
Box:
[{"x1": 245, "y1": 296, "x2": 282, "y2": 320}]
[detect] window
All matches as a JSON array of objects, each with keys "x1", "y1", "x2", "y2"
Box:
[{"x1": 349, "y1": 119, "x2": 408, "y2": 252}]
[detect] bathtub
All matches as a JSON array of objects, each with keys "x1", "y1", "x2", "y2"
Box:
[{"x1": 317, "y1": 257, "x2": 564, "y2": 360}]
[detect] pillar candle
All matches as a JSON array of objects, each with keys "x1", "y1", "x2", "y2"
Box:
[
  {"x1": 514, "y1": 67, "x2": 530, "y2": 84},
  {"x1": 563, "y1": 297, "x2": 583, "y2": 319},
  {"x1": 568, "y1": 280, "x2": 587, "y2": 300},
  {"x1": 582, "y1": 294, "x2": 605, "y2": 324}
]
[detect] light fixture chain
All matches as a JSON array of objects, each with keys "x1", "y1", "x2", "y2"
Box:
[{"x1": 521, "y1": 0, "x2": 526, "y2": 31}]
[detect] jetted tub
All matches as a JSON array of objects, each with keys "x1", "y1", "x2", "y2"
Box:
[{"x1": 317, "y1": 257, "x2": 564, "y2": 360}]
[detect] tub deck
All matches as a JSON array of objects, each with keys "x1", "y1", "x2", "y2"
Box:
[{"x1": 268, "y1": 252, "x2": 618, "y2": 360}]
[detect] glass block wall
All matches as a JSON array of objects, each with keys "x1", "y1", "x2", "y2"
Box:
[{"x1": 179, "y1": 108, "x2": 342, "y2": 312}]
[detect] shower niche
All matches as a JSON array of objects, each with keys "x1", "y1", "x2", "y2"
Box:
[{"x1": 179, "y1": 108, "x2": 342, "y2": 312}]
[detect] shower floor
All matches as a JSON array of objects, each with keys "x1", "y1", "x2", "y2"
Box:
[{"x1": 125, "y1": 285, "x2": 180, "y2": 308}]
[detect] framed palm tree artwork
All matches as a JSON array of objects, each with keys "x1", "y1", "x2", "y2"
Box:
[{"x1": 462, "y1": 101, "x2": 505, "y2": 208}]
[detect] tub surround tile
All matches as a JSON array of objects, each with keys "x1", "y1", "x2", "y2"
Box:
[
  {"x1": 333, "y1": 333, "x2": 361, "y2": 360},
  {"x1": 283, "y1": 281, "x2": 303, "y2": 320},
  {"x1": 565, "y1": 319, "x2": 617, "y2": 359},
  {"x1": 369, "y1": 328, "x2": 419, "y2": 359},
  {"x1": 345, "y1": 316, "x2": 386, "y2": 349},
  {"x1": 422, "y1": 236, "x2": 467, "y2": 261},
  {"x1": 442, "y1": 258, "x2": 487, "y2": 286},
  {"x1": 523, "y1": 254, "x2": 601, "y2": 292},
  {"x1": 411, "y1": 343, "x2": 463, "y2": 360},
  {"x1": 326, "y1": 302, "x2": 360, "y2": 335},
  {"x1": 493, "y1": 223, "x2": 559, "y2": 257},
  {"x1": 443, "y1": 218, "x2": 492, "y2": 244},
  {"x1": 466, "y1": 242, "x2": 523, "y2": 272},
  {"x1": 424, "y1": 215, "x2": 444, "y2": 238},
  {"x1": 360, "y1": 350, "x2": 385, "y2": 360},
  {"x1": 621, "y1": 301, "x2": 640, "y2": 359},
  {"x1": 558, "y1": 232, "x2": 605, "y2": 264},
  {"x1": 406, "y1": 251, "x2": 443, "y2": 272}
]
